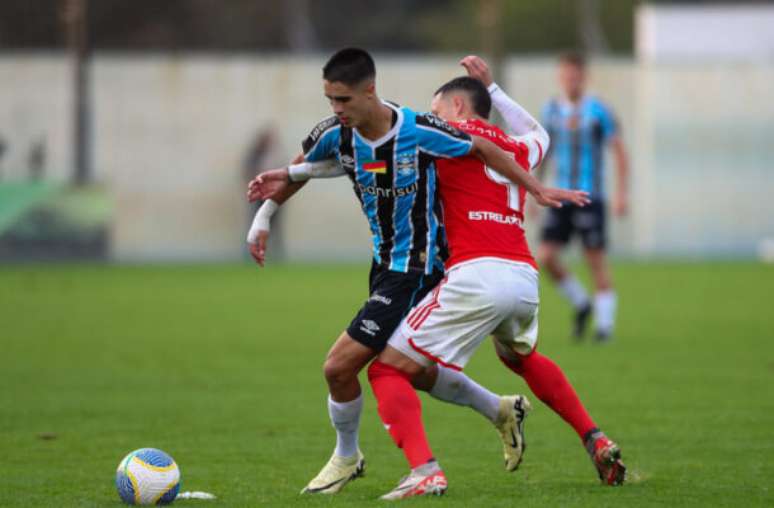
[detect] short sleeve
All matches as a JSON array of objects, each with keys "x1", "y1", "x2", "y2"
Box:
[
  {"x1": 415, "y1": 113, "x2": 473, "y2": 159},
  {"x1": 541, "y1": 101, "x2": 555, "y2": 130},
  {"x1": 540, "y1": 100, "x2": 557, "y2": 160},
  {"x1": 596, "y1": 101, "x2": 619, "y2": 140},
  {"x1": 301, "y1": 116, "x2": 341, "y2": 162}
]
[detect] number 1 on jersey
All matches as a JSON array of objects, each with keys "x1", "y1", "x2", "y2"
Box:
[{"x1": 485, "y1": 166, "x2": 521, "y2": 212}]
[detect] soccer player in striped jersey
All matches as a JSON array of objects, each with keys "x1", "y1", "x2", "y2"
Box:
[
  {"x1": 539, "y1": 52, "x2": 630, "y2": 341},
  {"x1": 247, "y1": 48, "x2": 587, "y2": 495}
]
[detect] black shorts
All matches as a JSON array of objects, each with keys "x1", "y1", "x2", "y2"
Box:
[
  {"x1": 347, "y1": 261, "x2": 444, "y2": 352},
  {"x1": 541, "y1": 199, "x2": 607, "y2": 250}
]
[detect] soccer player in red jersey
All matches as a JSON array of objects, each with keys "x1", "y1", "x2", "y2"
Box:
[{"x1": 367, "y1": 70, "x2": 626, "y2": 499}]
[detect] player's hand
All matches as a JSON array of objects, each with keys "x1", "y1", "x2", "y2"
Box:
[
  {"x1": 533, "y1": 187, "x2": 590, "y2": 208},
  {"x1": 526, "y1": 196, "x2": 541, "y2": 220},
  {"x1": 613, "y1": 192, "x2": 628, "y2": 217},
  {"x1": 247, "y1": 168, "x2": 289, "y2": 202},
  {"x1": 248, "y1": 230, "x2": 270, "y2": 267},
  {"x1": 460, "y1": 55, "x2": 494, "y2": 87}
]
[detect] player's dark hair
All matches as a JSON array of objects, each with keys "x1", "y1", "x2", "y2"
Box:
[
  {"x1": 323, "y1": 48, "x2": 376, "y2": 86},
  {"x1": 559, "y1": 51, "x2": 587, "y2": 69},
  {"x1": 434, "y1": 76, "x2": 492, "y2": 119}
]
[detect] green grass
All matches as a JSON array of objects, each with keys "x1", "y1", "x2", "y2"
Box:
[{"x1": 1, "y1": 262, "x2": 773, "y2": 507}]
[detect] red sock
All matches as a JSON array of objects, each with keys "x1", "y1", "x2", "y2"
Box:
[
  {"x1": 499, "y1": 351, "x2": 597, "y2": 441},
  {"x1": 367, "y1": 360, "x2": 434, "y2": 468}
]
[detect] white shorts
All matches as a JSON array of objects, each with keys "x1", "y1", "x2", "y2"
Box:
[{"x1": 388, "y1": 258, "x2": 540, "y2": 371}]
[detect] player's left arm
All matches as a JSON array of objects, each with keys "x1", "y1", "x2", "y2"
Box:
[
  {"x1": 609, "y1": 135, "x2": 629, "y2": 217},
  {"x1": 461, "y1": 55, "x2": 549, "y2": 170},
  {"x1": 487, "y1": 84, "x2": 549, "y2": 171},
  {"x1": 469, "y1": 136, "x2": 587, "y2": 209},
  {"x1": 599, "y1": 102, "x2": 629, "y2": 217}
]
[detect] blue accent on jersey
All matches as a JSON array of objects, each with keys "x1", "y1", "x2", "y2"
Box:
[
  {"x1": 542, "y1": 96, "x2": 617, "y2": 198},
  {"x1": 389, "y1": 114, "x2": 420, "y2": 272},
  {"x1": 301, "y1": 103, "x2": 472, "y2": 274},
  {"x1": 353, "y1": 132, "x2": 383, "y2": 265},
  {"x1": 424, "y1": 161, "x2": 439, "y2": 273}
]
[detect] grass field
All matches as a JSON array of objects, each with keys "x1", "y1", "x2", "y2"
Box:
[{"x1": 1, "y1": 262, "x2": 773, "y2": 507}]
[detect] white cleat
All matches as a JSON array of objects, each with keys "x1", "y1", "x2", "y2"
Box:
[
  {"x1": 300, "y1": 450, "x2": 365, "y2": 494},
  {"x1": 494, "y1": 394, "x2": 532, "y2": 471},
  {"x1": 380, "y1": 469, "x2": 447, "y2": 500}
]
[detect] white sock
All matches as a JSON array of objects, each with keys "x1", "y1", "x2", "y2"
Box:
[
  {"x1": 429, "y1": 366, "x2": 500, "y2": 423},
  {"x1": 412, "y1": 459, "x2": 441, "y2": 475},
  {"x1": 558, "y1": 275, "x2": 590, "y2": 309},
  {"x1": 328, "y1": 394, "x2": 362, "y2": 458},
  {"x1": 594, "y1": 290, "x2": 617, "y2": 333}
]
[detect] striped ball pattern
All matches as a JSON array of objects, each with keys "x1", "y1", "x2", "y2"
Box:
[{"x1": 115, "y1": 448, "x2": 180, "y2": 505}]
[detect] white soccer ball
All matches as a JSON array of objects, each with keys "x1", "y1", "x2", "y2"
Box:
[{"x1": 115, "y1": 448, "x2": 181, "y2": 505}]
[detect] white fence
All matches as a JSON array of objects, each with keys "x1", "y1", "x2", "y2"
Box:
[{"x1": 1, "y1": 53, "x2": 772, "y2": 261}]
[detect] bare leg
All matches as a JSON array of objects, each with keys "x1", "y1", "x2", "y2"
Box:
[
  {"x1": 323, "y1": 332, "x2": 375, "y2": 402},
  {"x1": 583, "y1": 247, "x2": 616, "y2": 339},
  {"x1": 540, "y1": 241, "x2": 591, "y2": 338},
  {"x1": 537, "y1": 241, "x2": 568, "y2": 282}
]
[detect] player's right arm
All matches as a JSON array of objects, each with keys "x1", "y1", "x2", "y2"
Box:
[
  {"x1": 246, "y1": 158, "x2": 343, "y2": 267},
  {"x1": 247, "y1": 116, "x2": 346, "y2": 203},
  {"x1": 246, "y1": 151, "x2": 306, "y2": 267},
  {"x1": 246, "y1": 116, "x2": 346, "y2": 267}
]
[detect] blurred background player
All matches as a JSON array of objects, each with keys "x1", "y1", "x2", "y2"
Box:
[{"x1": 534, "y1": 52, "x2": 630, "y2": 341}]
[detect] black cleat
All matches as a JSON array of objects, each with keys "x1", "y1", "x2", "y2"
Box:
[{"x1": 573, "y1": 302, "x2": 592, "y2": 340}]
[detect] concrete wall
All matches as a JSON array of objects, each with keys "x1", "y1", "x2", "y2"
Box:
[
  {"x1": 0, "y1": 54, "x2": 71, "y2": 183},
  {"x1": 2, "y1": 52, "x2": 772, "y2": 261}
]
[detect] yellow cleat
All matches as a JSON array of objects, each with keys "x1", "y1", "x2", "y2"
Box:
[
  {"x1": 300, "y1": 451, "x2": 365, "y2": 494},
  {"x1": 494, "y1": 395, "x2": 532, "y2": 472}
]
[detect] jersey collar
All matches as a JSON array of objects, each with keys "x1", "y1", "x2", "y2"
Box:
[{"x1": 354, "y1": 100, "x2": 404, "y2": 149}]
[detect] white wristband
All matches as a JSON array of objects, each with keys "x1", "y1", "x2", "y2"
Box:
[
  {"x1": 247, "y1": 199, "x2": 279, "y2": 244},
  {"x1": 288, "y1": 159, "x2": 345, "y2": 182},
  {"x1": 288, "y1": 162, "x2": 312, "y2": 182}
]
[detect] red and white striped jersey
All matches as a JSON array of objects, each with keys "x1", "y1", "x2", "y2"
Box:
[{"x1": 436, "y1": 118, "x2": 545, "y2": 270}]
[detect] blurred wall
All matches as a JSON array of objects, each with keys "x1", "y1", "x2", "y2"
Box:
[
  {"x1": 2, "y1": 53, "x2": 772, "y2": 261},
  {"x1": 0, "y1": 54, "x2": 71, "y2": 182}
]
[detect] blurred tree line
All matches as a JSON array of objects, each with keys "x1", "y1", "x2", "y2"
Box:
[{"x1": 0, "y1": 0, "x2": 769, "y2": 54}]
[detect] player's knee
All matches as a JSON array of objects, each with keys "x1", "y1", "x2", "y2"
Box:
[
  {"x1": 323, "y1": 357, "x2": 357, "y2": 387},
  {"x1": 495, "y1": 342, "x2": 528, "y2": 375}
]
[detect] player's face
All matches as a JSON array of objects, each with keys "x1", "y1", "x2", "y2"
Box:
[
  {"x1": 558, "y1": 62, "x2": 586, "y2": 100},
  {"x1": 324, "y1": 79, "x2": 376, "y2": 128},
  {"x1": 430, "y1": 93, "x2": 463, "y2": 122}
]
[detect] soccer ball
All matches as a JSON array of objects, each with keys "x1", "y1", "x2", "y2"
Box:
[{"x1": 115, "y1": 448, "x2": 181, "y2": 505}]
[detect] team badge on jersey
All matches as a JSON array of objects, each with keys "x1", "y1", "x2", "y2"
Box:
[
  {"x1": 396, "y1": 152, "x2": 416, "y2": 176},
  {"x1": 363, "y1": 160, "x2": 387, "y2": 174},
  {"x1": 340, "y1": 154, "x2": 356, "y2": 171}
]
